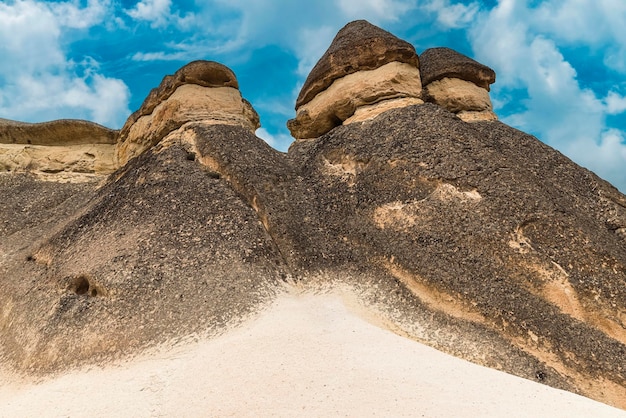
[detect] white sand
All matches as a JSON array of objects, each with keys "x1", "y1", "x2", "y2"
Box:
[{"x1": 1, "y1": 291, "x2": 625, "y2": 418}]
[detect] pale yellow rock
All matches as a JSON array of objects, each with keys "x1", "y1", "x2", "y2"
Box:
[
  {"x1": 0, "y1": 143, "x2": 115, "y2": 182},
  {"x1": 116, "y1": 85, "x2": 259, "y2": 166},
  {"x1": 457, "y1": 110, "x2": 498, "y2": 122},
  {"x1": 288, "y1": 62, "x2": 422, "y2": 139},
  {"x1": 343, "y1": 97, "x2": 424, "y2": 125},
  {"x1": 425, "y1": 77, "x2": 494, "y2": 114}
]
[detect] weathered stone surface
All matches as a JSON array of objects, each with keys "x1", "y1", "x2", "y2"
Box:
[
  {"x1": 0, "y1": 118, "x2": 117, "y2": 181},
  {"x1": 425, "y1": 77, "x2": 493, "y2": 113},
  {"x1": 288, "y1": 62, "x2": 423, "y2": 139},
  {"x1": 420, "y1": 47, "x2": 496, "y2": 91},
  {"x1": 116, "y1": 61, "x2": 259, "y2": 165},
  {"x1": 116, "y1": 85, "x2": 259, "y2": 165},
  {"x1": 0, "y1": 118, "x2": 117, "y2": 146},
  {"x1": 296, "y1": 20, "x2": 419, "y2": 109},
  {"x1": 3, "y1": 104, "x2": 626, "y2": 411},
  {"x1": 125, "y1": 60, "x2": 239, "y2": 124},
  {"x1": 0, "y1": 143, "x2": 116, "y2": 181},
  {"x1": 343, "y1": 97, "x2": 424, "y2": 125},
  {"x1": 457, "y1": 109, "x2": 498, "y2": 122}
]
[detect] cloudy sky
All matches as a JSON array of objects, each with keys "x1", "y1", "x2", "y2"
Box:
[{"x1": 1, "y1": 0, "x2": 625, "y2": 191}]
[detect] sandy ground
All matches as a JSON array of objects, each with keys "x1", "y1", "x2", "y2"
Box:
[{"x1": 1, "y1": 290, "x2": 625, "y2": 418}]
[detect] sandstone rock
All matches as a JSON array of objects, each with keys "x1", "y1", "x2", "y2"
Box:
[
  {"x1": 288, "y1": 62, "x2": 423, "y2": 139},
  {"x1": 343, "y1": 97, "x2": 424, "y2": 125},
  {"x1": 0, "y1": 143, "x2": 116, "y2": 181},
  {"x1": 116, "y1": 61, "x2": 259, "y2": 165},
  {"x1": 457, "y1": 110, "x2": 498, "y2": 122},
  {"x1": 0, "y1": 118, "x2": 117, "y2": 146},
  {"x1": 0, "y1": 118, "x2": 117, "y2": 181},
  {"x1": 419, "y1": 47, "x2": 496, "y2": 91},
  {"x1": 425, "y1": 77, "x2": 492, "y2": 113},
  {"x1": 296, "y1": 20, "x2": 419, "y2": 109}
]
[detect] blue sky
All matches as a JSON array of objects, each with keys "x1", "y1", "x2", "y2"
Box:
[{"x1": 1, "y1": 0, "x2": 625, "y2": 191}]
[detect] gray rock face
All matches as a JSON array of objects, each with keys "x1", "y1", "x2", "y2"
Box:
[
  {"x1": 295, "y1": 20, "x2": 419, "y2": 109},
  {"x1": 420, "y1": 47, "x2": 496, "y2": 90}
]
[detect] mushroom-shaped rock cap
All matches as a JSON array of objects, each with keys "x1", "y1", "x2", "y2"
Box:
[
  {"x1": 419, "y1": 47, "x2": 496, "y2": 91},
  {"x1": 295, "y1": 20, "x2": 418, "y2": 109},
  {"x1": 135, "y1": 60, "x2": 239, "y2": 119}
]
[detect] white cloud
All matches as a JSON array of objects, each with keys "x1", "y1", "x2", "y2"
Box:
[
  {"x1": 567, "y1": 129, "x2": 626, "y2": 191},
  {"x1": 0, "y1": 1, "x2": 130, "y2": 127},
  {"x1": 255, "y1": 127, "x2": 293, "y2": 150},
  {"x1": 338, "y1": 0, "x2": 414, "y2": 23},
  {"x1": 605, "y1": 91, "x2": 626, "y2": 115},
  {"x1": 531, "y1": 0, "x2": 626, "y2": 73},
  {"x1": 425, "y1": 0, "x2": 480, "y2": 29},
  {"x1": 49, "y1": 0, "x2": 110, "y2": 29},
  {"x1": 126, "y1": 0, "x2": 172, "y2": 28}
]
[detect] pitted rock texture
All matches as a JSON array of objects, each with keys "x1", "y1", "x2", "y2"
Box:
[
  {"x1": 288, "y1": 62, "x2": 423, "y2": 139},
  {"x1": 295, "y1": 20, "x2": 419, "y2": 109},
  {"x1": 0, "y1": 144, "x2": 116, "y2": 181},
  {"x1": 419, "y1": 47, "x2": 496, "y2": 91},
  {"x1": 2, "y1": 103, "x2": 626, "y2": 410},
  {"x1": 0, "y1": 119, "x2": 117, "y2": 180},
  {"x1": 116, "y1": 61, "x2": 259, "y2": 165}
]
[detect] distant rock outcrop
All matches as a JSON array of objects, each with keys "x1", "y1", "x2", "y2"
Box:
[
  {"x1": 115, "y1": 60, "x2": 260, "y2": 166},
  {"x1": 1, "y1": 19, "x2": 625, "y2": 412},
  {"x1": 0, "y1": 119, "x2": 117, "y2": 181}
]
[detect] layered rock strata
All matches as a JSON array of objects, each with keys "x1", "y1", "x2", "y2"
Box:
[
  {"x1": 0, "y1": 119, "x2": 117, "y2": 181},
  {"x1": 115, "y1": 60, "x2": 259, "y2": 166},
  {"x1": 420, "y1": 47, "x2": 497, "y2": 122},
  {"x1": 288, "y1": 20, "x2": 423, "y2": 139}
]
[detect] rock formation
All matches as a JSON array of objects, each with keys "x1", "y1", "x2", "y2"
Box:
[
  {"x1": 288, "y1": 21, "x2": 499, "y2": 139},
  {"x1": 288, "y1": 20, "x2": 423, "y2": 139},
  {"x1": 1, "y1": 20, "x2": 626, "y2": 412},
  {"x1": 420, "y1": 47, "x2": 497, "y2": 121},
  {"x1": 115, "y1": 60, "x2": 260, "y2": 166},
  {"x1": 0, "y1": 119, "x2": 117, "y2": 181}
]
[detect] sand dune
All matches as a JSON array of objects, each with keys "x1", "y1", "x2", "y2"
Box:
[{"x1": 1, "y1": 290, "x2": 624, "y2": 417}]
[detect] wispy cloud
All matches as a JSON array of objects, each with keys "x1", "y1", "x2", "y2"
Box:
[{"x1": 0, "y1": 0, "x2": 130, "y2": 127}]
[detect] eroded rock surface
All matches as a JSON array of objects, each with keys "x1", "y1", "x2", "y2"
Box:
[
  {"x1": 288, "y1": 62, "x2": 423, "y2": 139},
  {"x1": 420, "y1": 47, "x2": 497, "y2": 121},
  {"x1": 419, "y1": 47, "x2": 496, "y2": 90},
  {"x1": 0, "y1": 119, "x2": 117, "y2": 181},
  {"x1": 2, "y1": 28, "x2": 626, "y2": 413},
  {"x1": 289, "y1": 20, "x2": 422, "y2": 139},
  {"x1": 116, "y1": 60, "x2": 259, "y2": 165},
  {"x1": 296, "y1": 20, "x2": 419, "y2": 109}
]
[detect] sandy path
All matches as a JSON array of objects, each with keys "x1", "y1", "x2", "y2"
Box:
[{"x1": 0, "y1": 291, "x2": 624, "y2": 417}]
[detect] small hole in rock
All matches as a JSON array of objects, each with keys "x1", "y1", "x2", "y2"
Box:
[
  {"x1": 186, "y1": 152, "x2": 196, "y2": 161},
  {"x1": 74, "y1": 276, "x2": 91, "y2": 296}
]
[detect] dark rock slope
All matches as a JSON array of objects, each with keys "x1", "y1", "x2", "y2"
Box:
[{"x1": 1, "y1": 103, "x2": 625, "y2": 408}]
